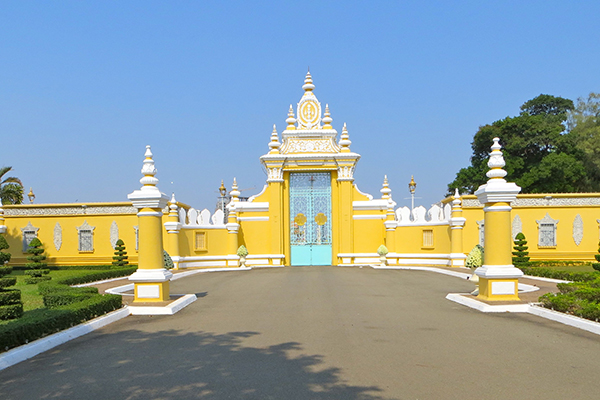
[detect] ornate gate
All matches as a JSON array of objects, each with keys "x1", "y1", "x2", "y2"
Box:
[{"x1": 289, "y1": 172, "x2": 332, "y2": 266}]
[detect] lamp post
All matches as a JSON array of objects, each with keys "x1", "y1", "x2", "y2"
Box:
[
  {"x1": 408, "y1": 176, "x2": 416, "y2": 211},
  {"x1": 219, "y1": 180, "x2": 227, "y2": 224},
  {"x1": 27, "y1": 188, "x2": 35, "y2": 204}
]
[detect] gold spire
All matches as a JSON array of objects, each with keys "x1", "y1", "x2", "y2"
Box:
[{"x1": 285, "y1": 105, "x2": 296, "y2": 130}]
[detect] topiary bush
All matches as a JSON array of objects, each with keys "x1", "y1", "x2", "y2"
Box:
[
  {"x1": 112, "y1": 239, "x2": 129, "y2": 267},
  {"x1": 25, "y1": 238, "x2": 51, "y2": 284},
  {"x1": 0, "y1": 235, "x2": 11, "y2": 266},
  {"x1": 465, "y1": 244, "x2": 484, "y2": 268},
  {"x1": 377, "y1": 245, "x2": 389, "y2": 256},
  {"x1": 163, "y1": 250, "x2": 174, "y2": 269},
  {"x1": 512, "y1": 232, "x2": 530, "y2": 267},
  {"x1": 0, "y1": 264, "x2": 23, "y2": 320},
  {"x1": 236, "y1": 245, "x2": 248, "y2": 258},
  {"x1": 593, "y1": 240, "x2": 600, "y2": 272}
]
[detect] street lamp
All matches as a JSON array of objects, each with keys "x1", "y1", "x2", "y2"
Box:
[
  {"x1": 219, "y1": 180, "x2": 228, "y2": 224},
  {"x1": 408, "y1": 176, "x2": 416, "y2": 211},
  {"x1": 27, "y1": 187, "x2": 35, "y2": 204}
]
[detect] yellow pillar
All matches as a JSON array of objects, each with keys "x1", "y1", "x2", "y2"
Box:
[
  {"x1": 474, "y1": 138, "x2": 522, "y2": 301},
  {"x1": 164, "y1": 193, "x2": 182, "y2": 269},
  {"x1": 226, "y1": 178, "x2": 240, "y2": 266},
  {"x1": 449, "y1": 189, "x2": 467, "y2": 267},
  {"x1": 128, "y1": 145, "x2": 172, "y2": 302}
]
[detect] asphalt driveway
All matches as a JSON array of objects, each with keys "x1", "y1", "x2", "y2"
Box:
[{"x1": 1, "y1": 267, "x2": 599, "y2": 399}]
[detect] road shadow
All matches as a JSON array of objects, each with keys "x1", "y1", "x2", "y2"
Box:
[{"x1": 0, "y1": 329, "x2": 387, "y2": 400}]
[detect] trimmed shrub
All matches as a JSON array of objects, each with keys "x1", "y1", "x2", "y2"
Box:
[
  {"x1": 0, "y1": 264, "x2": 23, "y2": 320},
  {"x1": 512, "y1": 232, "x2": 530, "y2": 267},
  {"x1": 48, "y1": 267, "x2": 137, "y2": 286},
  {"x1": 112, "y1": 239, "x2": 129, "y2": 267},
  {"x1": 0, "y1": 294, "x2": 122, "y2": 352},
  {"x1": 465, "y1": 245, "x2": 484, "y2": 268},
  {"x1": 519, "y1": 266, "x2": 598, "y2": 282},
  {"x1": 25, "y1": 238, "x2": 50, "y2": 284},
  {"x1": 593, "y1": 241, "x2": 600, "y2": 272},
  {"x1": 163, "y1": 250, "x2": 174, "y2": 269},
  {"x1": 377, "y1": 245, "x2": 389, "y2": 256},
  {"x1": 0, "y1": 235, "x2": 11, "y2": 265},
  {"x1": 236, "y1": 245, "x2": 248, "y2": 258}
]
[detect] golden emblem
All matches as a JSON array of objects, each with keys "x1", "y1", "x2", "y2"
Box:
[
  {"x1": 294, "y1": 213, "x2": 307, "y2": 226},
  {"x1": 299, "y1": 100, "x2": 319, "y2": 125},
  {"x1": 315, "y1": 213, "x2": 327, "y2": 226}
]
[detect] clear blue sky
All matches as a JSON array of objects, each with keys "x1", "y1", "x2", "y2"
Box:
[{"x1": 2, "y1": 1, "x2": 599, "y2": 210}]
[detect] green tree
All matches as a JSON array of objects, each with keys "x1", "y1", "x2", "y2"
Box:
[
  {"x1": 0, "y1": 264, "x2": 23, "y2": 320},
  {"x1": 447, "y1": 94, "x2": 586, "y2": 194},
  {"x1": 592, "y1": 240, "x2": 600, "y2": 272},
  {"x1": 512, "y1": 232, "x2": 530, "y2": 266},
  {"x1": 112, "y1": 239, "x2": 129, "y2": 267},
  {"x1": 0, "y1": 235, "x2": 11, "y2": 265},
  {"x1": 0, "y1": 166, "x2": 24, "y2": 205},
  {"x1": 25, "y1": 238, "x2": 51, "y2": 284},
  {"x1": 566, "y1": 93, "x2": 600, "y2": 191}
]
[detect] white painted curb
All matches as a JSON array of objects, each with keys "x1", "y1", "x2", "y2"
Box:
[
  {"x1": 0, "y1": 307, "x2": 130, "y2": 372},
  {"x1": 446, "y1": 293, "x2": 531, "y2": 313},
  {"x1": 129, "y1": 294, "x2": 197, "y2": 315}
]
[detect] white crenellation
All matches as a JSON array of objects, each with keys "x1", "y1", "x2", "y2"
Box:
[
  {"x1": 573, "y1": 214, "x2": 583, "y2": 246},
  {"x1": 53, "y1": 223, "x2": 62, "y2": 251},
  {"x1": 428, "y1": 205, "x2": 443, "y2": 222},
  {"x1": 188, "y1": 209, "x2": 198, "y2": 226},
  {"x1": 512, "y1": 215, "x2": 522, "y2": 240},
  {"x1": 110, "y1": 221, "x2": 119, "y2": 249},
  {"x1": 199, "y1": 209, "x2": 211, "y2": 225},
  {"x1": 178, "y1": 208, "x2": 187, "y2": 224},
  {"x1": 444, "y1": 203, "x2": 452, "y2": 221},
  {"x1": 412, "y1": 206, "x2": 427, "y2": 223},
  {"x1": 396, "y1": 206, "x2": 411, "y2": 222},
  {"x1": 212, "y1": 209, "x2": 225, "y2": 225}
]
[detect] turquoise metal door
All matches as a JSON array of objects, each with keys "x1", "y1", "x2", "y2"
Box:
[{"x1": 290, "y1": 172, "x2": 332, "y2": 266}]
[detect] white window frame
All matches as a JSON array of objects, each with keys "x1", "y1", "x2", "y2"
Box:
[
  {"x1": 21, "y1": 222, "x2": 39, "y2": 252},
  {"x1": 536, "y1": 213, "x2": 558, "y2": 248},
  {"x1": 76, "y1": 221, "x2": 95, "y2": 252}
]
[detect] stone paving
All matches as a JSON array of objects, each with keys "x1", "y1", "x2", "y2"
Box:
[{"x1": 1, "y1": 267, "x2": 599, "y2": 400}]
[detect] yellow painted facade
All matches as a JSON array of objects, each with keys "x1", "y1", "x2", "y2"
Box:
[{"x1": 1, "y1": 74, "x2": 600, "y2": 271}]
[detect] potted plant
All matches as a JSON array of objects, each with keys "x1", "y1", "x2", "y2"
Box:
[
  {"x1": 377, "y1": 245, "x2": 388, "y2": 266},
  {"x1": 237, "y1": 245, "x2": 248, "y2": 267},
  {"x1": 465, "y1": 244, "x2": 484, "y2": 295}
]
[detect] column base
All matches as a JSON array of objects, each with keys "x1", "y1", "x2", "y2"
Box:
[
  {"x1": 476, "y1": 277, "x2": 520, "y2": 301},
  {"x1": 133, "y1": 281, "x2": 171, "y2": 302},
  {"x1": 449, "y1": 253, "x2": 466, "y2": 267}
]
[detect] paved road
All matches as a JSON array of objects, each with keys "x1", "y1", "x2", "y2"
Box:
[{"x1": 1, "y1": 267, "x2": 599, "y2": 399}]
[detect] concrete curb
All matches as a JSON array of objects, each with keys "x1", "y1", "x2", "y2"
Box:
[
  {"x1": 129, "y1": 294, "x2": 197, "y2": 315},
  {"x1": 0, "y1": 307, "x2": 131, "y2": 372}
]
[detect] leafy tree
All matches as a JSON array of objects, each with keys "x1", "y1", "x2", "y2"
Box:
[
  {"x1": 25, "y1": 238, "x2": 51, "y2": 284},
  {"x1": 112, "y1": 239, "x2": 129, "y2": 267},
  {"x1": 447, "y1": 94, "x2": 587, "y2": 194},
  {"x1": 512, "y1": 232, "x2": 530, "y2": 266},
  {"x1": 593, "y1": 240, "x2": 600, "y2": 272},
  {"x1": 566, "y1": 93, "x2": 600, "y2": 191},
  {"x1": 0, "y1": 166, "x2": 24, "y2": 205}
]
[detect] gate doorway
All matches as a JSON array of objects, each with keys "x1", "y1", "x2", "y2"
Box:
[{"x1": 289, "y1": 172, "x2": 332, "y2": 266}]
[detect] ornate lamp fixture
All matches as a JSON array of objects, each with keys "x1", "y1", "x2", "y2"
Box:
[
  {"x1": 27, "y1": 187, "x2": 35, "y2": 204},
  {"x1": 408, "y1": 176, "x2": 416, "y2": 210}
]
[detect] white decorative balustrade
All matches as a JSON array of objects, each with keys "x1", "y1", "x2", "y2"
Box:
[
  {"x1": 394, "y1": 204, "x2": 451, "y2": 226},
  {"x1": 179, "y1": 207, "x2": 226, "y2": 228}
]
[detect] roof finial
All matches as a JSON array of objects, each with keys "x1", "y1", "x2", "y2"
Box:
[
  {"x1": 140, "y1": 145, "x2": 159, "y2": 187},
  {"x1": 230, "y1": 178, "x2": 240, "y2": 201},
  {"x1": 322, "y1": 104, "x2": 333, "y2": 129},
  {"x1": 339, "y1": 122, "x2": 351, "y2": 153},
  {"x1": 169, "y1": 192, "x2": 178, "y2": 213},
  {"x1": 285, "y1": 105, "x2": 296, "y2": 130},
  {"x1": 269, "y1": 124, "x2": 281, "y2": 154},
  {"x1": 302, "y1": 70, "x2": 315, "y2": 92},
  {"x1": 380, "y1": 175, "x2": 391, "y2": 199},
  {"x1": 486, "y1": 137, "x2": 507, "y2": 181}
]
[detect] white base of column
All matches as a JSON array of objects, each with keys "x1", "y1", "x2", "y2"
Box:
[
  {"x1": 475, "y1": 264, "x2": 524, "y2": 279},
  {"x1": 129, "y1": 268, "x2": 173, "y2": 282}
]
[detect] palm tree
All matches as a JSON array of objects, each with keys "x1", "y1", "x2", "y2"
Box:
[{"x1": 0, "y1": 166, "x2": 24, "y2": 204}]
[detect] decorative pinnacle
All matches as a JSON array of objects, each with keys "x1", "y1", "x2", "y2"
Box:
[
  {"x1": 380, "y1": 175, "x2": 392, "y2": 199},
  {"x1": 285, "y1": 105, "x2": 296, "y2": 130},
  {"x1": 302, "y1": 70, "x2": 315, "y2": 92},
  {"x1": 140, "y1": 145, "x2": 159, "y2": 187},
  {"x1": 269, "y1": 124, "x2": 281, "y2": 154},
  {"x1": 452, "y1": 188, "x2": 462, "y2": 207},
  {"x1": 486, "y1": 137, "x2": 508, "y2": 181},
  {"x1": 230, "y1": 178, "x2": 240, "y2": 199},
  {"x1": 169, "y1": 192, "x2": 178, "y2": 212},
  {"x1": 322, "y1": 104, "x2": 333, "y2": 129},
  {"x1": 339, "y1": 122, "x2": 352, "y2": 152}
]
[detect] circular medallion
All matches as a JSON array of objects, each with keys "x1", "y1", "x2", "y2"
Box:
[
  {"x1": 315, "y1": 213, "x2": 327, "y2": 226},
  {"x1": 294, "y1": 213, "x2": 307, "y2": 226},
  {"x1": 299, "y1": 100, "x2": 319, "y2": 127}
]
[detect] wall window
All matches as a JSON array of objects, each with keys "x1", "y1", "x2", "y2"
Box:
[
  {"x1": 76, "y1": 221, "x2": 95, "y2": 252},
  {"x1": 422, "y1": 229, "x2": 434, "y2": 247},
  {"x1": 536, "y1": 213, "x2": 558, "y2": 248},
  {"x1": 195, "y1": 231, "x2": 207, "y2": 251},
  {"x1": 134, "y1": 226, "x2": 139, "y2": 251},
  {"x1": 21, "y1": 222, "x2": 39, "y2": 252}
]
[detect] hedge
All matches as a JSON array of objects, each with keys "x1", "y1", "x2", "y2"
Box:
[
  {"x1": 51, "y1": 267, "x2": 137, "y2": 286},
  {"x1": 519, "y1": 266, "x2": 599, "y2": 282},
  {"x1": 12, "y1": 264, "x2": 138, "y2": 271},
  {"x1": 0, "y1": 294, "x2": 122, "y2": 352}
]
